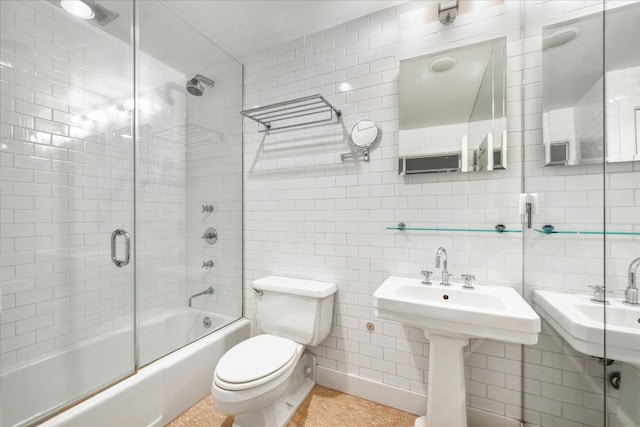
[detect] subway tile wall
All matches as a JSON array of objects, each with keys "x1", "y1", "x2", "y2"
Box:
[
  {"x1": 1, "y1": 0, "x2": 139, "y2": 370},
  {"x1": 242, "y1": 1, "x2": 638, "y2": 426},
  {"x1": 1, "y1": 0, "x2": 246, "y2": 373},
  {"x1": 185, "y1": 59, "x2": 243, "y2": 318},
  {"x1": 523, "y1": 2, "x2": 639, "y2": 426},
  {"x1": 242, "y1": 0, "x2": 527, "y2": 422}
]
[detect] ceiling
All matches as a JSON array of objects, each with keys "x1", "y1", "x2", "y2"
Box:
[{"x1": 159, "y1": 1, "x2": 406, "y2": 60}]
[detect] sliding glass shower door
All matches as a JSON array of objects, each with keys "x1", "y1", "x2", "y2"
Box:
[
  {"x1": 0, "y1": 1, "x2": 136, "y2": 425},
  {"x1": 135, "y1": 1, "x2": 243, "y2": 367},
  {"x1": 1, "y1": 1, "x2": 243, "y2": 425}
]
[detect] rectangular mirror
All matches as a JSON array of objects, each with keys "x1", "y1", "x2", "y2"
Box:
[
  {"x1": 398, "y1": 37, "x2": 507, "y2": 174},
  {"x1": 542, "y1": 3, "x2": 640, "y2": 166}
]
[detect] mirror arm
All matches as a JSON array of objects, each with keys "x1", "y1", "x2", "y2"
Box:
[{"x1": 340, "y1": 148, "x2": 369, "y2": 162}]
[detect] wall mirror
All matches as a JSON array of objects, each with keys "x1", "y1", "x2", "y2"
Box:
[
  {"x1": 398, "y1": 37, "x2": 507, "y2": 174},
  {"x1": 542, "y1": 3, "x2": 640, "y2": 166},
  {"x1": 340, "y1": 119, "x2": 380, "y2": 162}
]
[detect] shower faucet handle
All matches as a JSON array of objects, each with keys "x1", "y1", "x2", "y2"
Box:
[
  {"x1": 202, "y1": 204, "x2": 214, "y2": 213},
  {"x1": 202, "y1": 260, "x2": 214, "y2": 269}
]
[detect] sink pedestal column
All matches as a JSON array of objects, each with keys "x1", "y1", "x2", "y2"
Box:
[{"x1": 415, "y1": 332, "x2": 469, "y2": 427}]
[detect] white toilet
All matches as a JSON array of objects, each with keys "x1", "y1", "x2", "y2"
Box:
[{"x1": 211, "y1": 275, "x2": 337, "y2": 427}]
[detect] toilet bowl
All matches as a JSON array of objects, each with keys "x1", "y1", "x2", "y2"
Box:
[
  {"x1": 212, "y1": 335, "x2": 303, "y2": 416},
  {"x1": 211, "y1": 276, "x2": 336, "y2": 427}
]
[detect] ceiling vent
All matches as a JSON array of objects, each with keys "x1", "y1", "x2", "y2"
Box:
[{"x1": 47, "y1": 0, "x2": 119, "y2": 26}]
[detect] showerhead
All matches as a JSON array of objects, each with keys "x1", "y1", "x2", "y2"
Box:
[{"x1": 186, "y1": 74, "x2": 214, "y2": 96}]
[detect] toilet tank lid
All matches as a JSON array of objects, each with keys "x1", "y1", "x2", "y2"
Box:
[{"x1": 253, "y1": 276, "x2": 337, "y2": 298}]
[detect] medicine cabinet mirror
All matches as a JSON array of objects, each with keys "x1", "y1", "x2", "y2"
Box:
[
  {"x1": 398, "y1": 37, "x2": 507, "y2": 174},
  {"x1": 542, "y1": 3, "x2": 640, "y2": 166}
]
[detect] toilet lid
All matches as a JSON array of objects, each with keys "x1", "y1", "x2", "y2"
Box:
[{"x1": 216, "y1": 335, "x2": 297, "y2": 384}]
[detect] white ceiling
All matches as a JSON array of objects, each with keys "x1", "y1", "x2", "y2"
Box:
[{"x1": 159, "y1": 1, "x2": 406, "y2": 60}]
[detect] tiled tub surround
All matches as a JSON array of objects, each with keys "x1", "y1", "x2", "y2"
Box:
[
  {"x1": 0, "y1": 0, "x2": 242, "y2": 369},
  {"x1": 1, "y1": 0, "x2": 141, "y2": 372},
  {"x1": 242, "y1": 1, "x2": 638, "y2": 427}
]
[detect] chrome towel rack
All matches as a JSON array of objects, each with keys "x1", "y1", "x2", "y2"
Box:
[{"x1": 241, "y1": 94, "x2": 341, "y2": 133}]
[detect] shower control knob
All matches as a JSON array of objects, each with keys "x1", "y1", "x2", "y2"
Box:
[
  {"x1": 201, "y1": 227, "x2": 218, "y2": 245},
  {"x1": 202, "y1": 204, "x2": 214, "y2": 213},
  {"x1": 202, "y1": 260, "x2": 214, "y2": 269}
]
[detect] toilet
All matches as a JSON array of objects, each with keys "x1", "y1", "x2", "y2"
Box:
[{"x1": 211, "y1": 275, "x2": 337, "y2": 427}]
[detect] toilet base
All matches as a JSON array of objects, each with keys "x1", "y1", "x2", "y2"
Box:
[{"x1": 232, "y1": 351, "x2": 316, "y2": 427}]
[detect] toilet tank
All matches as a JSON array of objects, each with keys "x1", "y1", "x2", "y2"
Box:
[{"x1": 253, "y1": 276, "x2": 337, "y2": 346}]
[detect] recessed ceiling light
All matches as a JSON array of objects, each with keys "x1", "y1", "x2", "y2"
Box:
[
  {"x1": 543, "y1": 27, "x2": 581, "y2": 49},
  {"x1": 430, "y1": 56, "x2": 457, "y2": 72},
  {"x1": 60, "y1": 0, "x2": 95, "y2": 20}
]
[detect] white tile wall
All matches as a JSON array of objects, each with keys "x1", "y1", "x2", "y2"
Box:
[
  {"x1": 242, "y1": 1, "x2": 639, "y2": 427},
  {"x1": 1, "y1": 0, "x2": 138, "y2": 371},
  {"x1": 523, "y1": 1, "x2": 639, "y2": 427},
  {"x1": 242, "y1": 0, "x2": 527, "y2": 421},
  {"x1": 185, "y1": 59, "x2": 243, "y2": 318}
]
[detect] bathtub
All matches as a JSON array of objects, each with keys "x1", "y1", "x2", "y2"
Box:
[{"x1": 1, "y1": 309, "x2": 249, "y2": 427}]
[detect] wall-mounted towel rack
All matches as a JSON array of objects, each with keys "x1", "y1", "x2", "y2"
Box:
[{"x1": 241, "y1": 94, "x2": 341, "y2": 133}]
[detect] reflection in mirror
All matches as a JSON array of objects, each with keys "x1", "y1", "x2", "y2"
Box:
[
  {"x1": 542, "y1": 3, "x2": 640, "y2": 166},
  {"x1": 398, "y1": 37, "x2": 506, "y2": 174}
]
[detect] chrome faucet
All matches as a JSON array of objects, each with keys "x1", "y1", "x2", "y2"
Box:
[
  {"x1": 435, "y1": 247, "x2": 450, "y2": 286},
  {"x1": 625, "y1": 257, "x2": 640, "y2": 305},
  {"x1": 188, "y1": 286, "x2": 214, "y2": 307}
]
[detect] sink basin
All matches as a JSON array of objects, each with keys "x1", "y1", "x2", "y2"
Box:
[
  {"x1": 533, "y1": 290, "x2": 640, "y2": 364},
  {"x1": 373, "y1": 276, "x2": 540, "y2": 427},
  {"x1": 373, "y1": 276, "x2": 540, "y2": 345}
]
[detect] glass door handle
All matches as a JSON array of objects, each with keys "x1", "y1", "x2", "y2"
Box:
[{"x1": 111, "y1": 228, "x2": 131, "y2": 267}]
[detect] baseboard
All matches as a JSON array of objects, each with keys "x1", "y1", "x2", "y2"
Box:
[
  {"x1": 316, "y1": 366, "x2": 522, "y2": 427},
  {"x1": 316, "y1": 366, "x2": 426, "y2": 416}
]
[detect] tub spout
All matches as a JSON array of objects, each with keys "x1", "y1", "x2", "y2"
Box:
[{"x1": 188, "y1": 286, "x2": 214, "y2": 307}]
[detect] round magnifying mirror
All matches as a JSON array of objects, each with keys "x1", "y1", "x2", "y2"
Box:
[{"x1": 350, "y1": 119, "x2": 380, "y2": 151}]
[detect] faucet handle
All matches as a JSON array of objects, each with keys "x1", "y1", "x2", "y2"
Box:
[
  {"x1": 420, "y1": 270, "x2": 432, "y2": 285},
  {"x1": 461, "y1": 274, "x2": 475, "y2": 289},
  {"x1": 587, "y1": 285, "x2": 611, "y2": 303}
]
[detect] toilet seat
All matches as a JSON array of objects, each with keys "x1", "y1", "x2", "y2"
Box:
[{"x1": 214, "y1": 335, "x2": 299, "y2": 391}]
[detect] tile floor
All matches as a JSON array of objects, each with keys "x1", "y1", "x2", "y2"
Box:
[{"x1": 166, "y1": 385, "x2": 417, "y2": 426}]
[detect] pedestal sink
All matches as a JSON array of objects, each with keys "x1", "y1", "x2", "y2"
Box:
[
  {"x1": 373, "y1": 276, "x2": 540, "y2": 427},
  {"x1": 533, "y1": 290, "x2": 640, "y2": 427}
]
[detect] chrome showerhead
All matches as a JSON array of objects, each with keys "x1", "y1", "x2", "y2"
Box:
[{"x1": 186, "y1": 74, "x2": 214, "y2": 96}]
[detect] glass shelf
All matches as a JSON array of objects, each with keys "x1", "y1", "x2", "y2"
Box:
[
  {"x1": 534, "y1": 228, "x2": 640, "y2": 236},
  {"x1": 387, "y1": 224, "x2": 522, "y2": 233}
]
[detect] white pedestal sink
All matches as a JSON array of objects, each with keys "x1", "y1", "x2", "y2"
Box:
[
  {"x1": 373, "y1": 276, "x2": 540, "y2": 427},
  {"x1": 533, "y1": 290, "x2": 640, "y2": 427}
]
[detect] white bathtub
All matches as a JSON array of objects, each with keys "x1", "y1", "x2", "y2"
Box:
[{"x1": 1, "y1": 309, "x2": 249, "y2": 427}]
